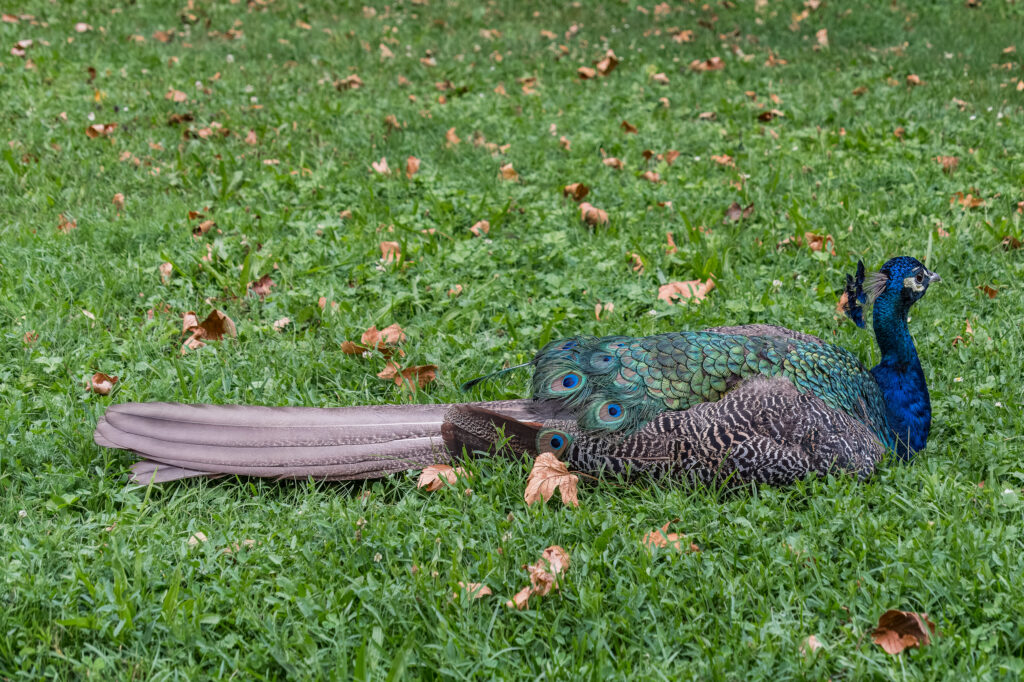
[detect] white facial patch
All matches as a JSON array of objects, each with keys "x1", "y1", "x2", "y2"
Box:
[{"x1": 903, "y1": 275, "x2": 925, "y2": 292}]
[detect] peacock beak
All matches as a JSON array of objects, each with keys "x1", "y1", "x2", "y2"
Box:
[{"x1": 928, "y1": 271, "x2": 941, "y2": 284}]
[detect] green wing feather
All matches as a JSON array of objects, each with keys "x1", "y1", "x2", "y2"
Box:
[{"x1": 530, "y1": 331, "x2": 895, "y2": 450}]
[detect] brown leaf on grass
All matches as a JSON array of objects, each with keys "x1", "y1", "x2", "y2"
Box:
[
  {"x1": 711, "y1": 154, "x2": 735, "y2": 167},
  {"x1": 378, "y1": 362, "x2": 438, "y2": 390},
  {"x1": 852, "y1": 85, "x2": 869, "y2": 96},
  {"x1": 524, "y1": 452, "x2": 579, "y2": 507},
  {"x1": 628, "y1": 252, "x2": 644, "y2": 273},
  {"x1": 661, "y1": 149, "x2": 681, "y2": 165},
  {"x1": 579, "y1": 202, "x2": 609, "y2": 227},
  {"x1": 815, "y1": 28, "x2": 829, "y2": 48},
  {"x1": 872, "y1": 610, "x2": 936, "y2": 655},
  {"x1": 23, "y1": 330, "x2": 38, "y2": 345},
  {"x1": 1001, "y1": 235, "x2": 1022, "y2": 250},
  {"x1": 765, "y1": 52, "x2": 787, "y2": 67},
  {"x1": 57, "y1": 213, "x2": 77, "y2": 233},
  {"x1": 563, "y1": 183, "x2": 590, "y2": 202},
  {"x1": 469, "y1": 220, "x2": 490, "y2": 237},
  {"x1": 405, "y1": 156, "x2": 421, "y2": 178},
  {"x1": 448, "y1": 284, "x2": 463, "y2": 297},
  {"x1": 181, "y1": 310, "x2": 236, "y2": 352},
  {"x1": 417, "y1": 464, "x2": 470, "y2": 492},
  {"x1": 165, "y1": 88, "x2": 188, "y2": 103},
  {"x1": 507, "y1": 585, "x2": 532, "y2": 610},
  {"x1": 620, "y1": 120, "x2": 638, "y2": 134},
  {"x1": 445, "y1": 127, "x2": 461, "y2": 146},
  {"x1": 559, "y1": 135, "x2": 571, "y2": 151},
  {"x1": 456, "y1": 582, "x2": 492, "y2": 599},
  {"x1": 651, "y1": 72, "x2": 670, "y2": 85},
  {"x1": 187, "y1": 532, "x2": 208, "y2": 546},
  {"x1": 801, "y1": 635, "x2": 824, "y2": 655},
  {"x1": 951, "y1": 191, "x2": 985, "y2": 208},
  {"x1": 335, "y1": 74, "x2": 363, "y2": 91},
  {"x1": 804, "y1": 232, "x2": 836, "y2": 255},
  {"x1": 249, "y1": 274, "x2": 275, "y2": 298},
  {"x1": 978, "y1": 284, "x2": 998, "y2": 299},
  {"x1": 690, "y1": 56, "x2": 725, "y2": 72},
  {"x1": 499, "y1": 163, "x2": 519, "y2": 181},
  {"x1": 112, "y1": 193, "x2": 125, "y2": 211},
  {"x1": 640, "y1": 171, "x2": 661, "y2": 183},
  {"x1": 936, "y1": 226, "x2": 950, "y2": 238},
  {"x1": 757, "y1": 109, "x2": 785, "y2": 121},
  {"x1": 723, "y1": 202, "x2": 755, "y2": 223},
  {"x1": 371, "y1": 157, "x2": 391, "y2": 175},
  {"x1": 193, "y1": 219, "x2": 215, "y2": 237},
  {"x1": 595, "y1": 50, "x2": 619, "y2": 76},
  {"x1": 272, "y1": 317, "x2": 291, "y2": 332},
  {"x1": 88, "y1": 372, "x2": 118, "y2": 395},
  {"x1": 934, "y1": 155, "x2": 959, "y2": 173},
  {"x1": 603, "y1": 157, "x2": 625, "y2": 170},
  {"x1": 85, "y1": 123, "x2": 117, "y2": 138},
  {"x1": 665, "y1": 231, "x2": 678, "y2": 254},
  {"x1": 906, "y1": 74, "x2": 923, "y2": 86},
  {"x1": 893, "y1": 126, "x2": 905, "y2": 139},
  {"x1": 642, "y1": 520, "x2": 693, "y2": 551},
  {"x1": 363, "y1": 323, "x2": 407, "y2": 349},
  {"x1": 577, "y1": 66, "x2": 596, "y2": 80},
  {"x1": 594, "y1": 302, "x2": 614, "y2": 321},
  {"x1": 380, "y1": 240, "x2": 401, "y2": 263},
  {"x1": 658, "y1": 279, "x2": 715, "y2": 305}
]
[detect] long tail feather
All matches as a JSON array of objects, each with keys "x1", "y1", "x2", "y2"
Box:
[
  {"x1": 95, "y1": 400, "x2": 543, "y2": 484},
  {"x1": 460, "y1": 362, "x2": 532, "y2": 391}
]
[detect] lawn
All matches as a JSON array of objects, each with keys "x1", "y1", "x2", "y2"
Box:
[{"x1": 2, "y1": 0, "x2": 1024, "y2": 678}]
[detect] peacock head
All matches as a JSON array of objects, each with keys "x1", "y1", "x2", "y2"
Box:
[{"x1": 843, "y1": 256, "x2": 940, "y2": 328}]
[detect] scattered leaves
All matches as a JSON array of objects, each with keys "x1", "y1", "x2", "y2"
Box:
[
  {"x1": 445, "y1": 127, "x2": 461, "y2": 146},
  {"x1": 499, "y1": 163, "x2": 519, "y2": 181},
  {"x1": 642, "y1": 520, "x2": 699, "y2": 552},
  {"x1": 711, "y1": 154, "x2": 735, "y2": 167},
  {"x1": 640, "y1": 171, "x2": 661, "y2": 183},
  {"x1": 579, "y1": 202, "x2": 609, "y2": 227},
  {"x1": 723, "y1": 202, "x2": 755, "y2": 223},
  {"x1": 506, "y1": 546, "x2": 571, "y2": 609},
  {"x1": 469, "y1": 220, "x2": 490, "y2": 237},
  {"x1": 456, "y1": 582, "x2": 492, "y2": 599},
  {"x1": 85, "y1": 123, "x2": 117, "y2": 138},
  {"x1": 88, "y1": 372, "x2": 118, "y2": 396},
  {"x1": 524, "y1": 452, "x2": 579, "y2": 507},
  {"x1": 690, "y1": 57, "x2": 725, "y2": 72},
  {"x1": 371, "y1": 157, "x2": 391, "y2": 175},
  {"x1": 801, "y1": 635, "x2": 824, "y2": 655},
  {"x1": 651, "y1": 72, "x2": 670, "y2": 85},
  {"x1": 620, "y1": 120, "x2": 638, "y2": 134},
  {"x1": 181, "y1": 309, "x2": 237, "y2": 352},
  {"x1": 934, "y1": 156, "x2": 959, "y2": 173},
  {"x1": 978, "y1": 284, "x2": 998, "y2": 299},
  {"x1": 378, "y1": 362, "x2": 438, "y2": 390},
  {"x1": 951, "y1": 191, "x2": 985, "y2": 209},
  {"x1": 249, "y1": 274, "x2": 275, "y2": 298},
  {"x1": 405, "y1": 156, "x2": 421, "y2": 178},
  {"x1": 872, "y1": 610, "x2": 936, "y2": 655},
  {"x1": 1001, "y1": 235, "x2": 1021, "y2": 250},
  {"x1": 657, "y1": 279, "x2": 715, "y2": 305},
  {"x1": 272, "y1": 317, "x2": 291, "y2": 332},
  {"x1": 577, "y1": 66, "x2": 596, "y2": 80},
  {"x1": 757, "y1": 109, "x2": 785, "y2": 121},
  {"x1": 112, "y1": 193, "x2": 125, "y2": 211},
  {"x1": 562, "y1": 183, "x2": 590, "y2": 202},
  {"x1": 417, "y1": 464, "x2": 470, "y2": 492},
  {"x1": 595, "y1": 50, "x2": 619, "y2": 76},
  {"x1": 57, "y1": 213, "x2": 77, "y2": 233},
  {"x1": 187, "y1": 532, "x2": 208, "y2": 546},
  {"x1": 380, "y1": 240, "x2": 401, "y2": 263},
  {"x1": 906, "y1": 74, "x2": 923, "y2": 86},
  {"x1": 602, "y1": 157, "x2": 624, "y2": 170}
]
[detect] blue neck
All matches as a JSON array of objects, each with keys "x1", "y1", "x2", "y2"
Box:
[{"x1": 869, "y1": 296, "x2": 931, "y2": 459}]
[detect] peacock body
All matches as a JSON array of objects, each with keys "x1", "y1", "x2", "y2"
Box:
[{"x1": 94, "y1": 256, "x2": 939, "y2": 488}]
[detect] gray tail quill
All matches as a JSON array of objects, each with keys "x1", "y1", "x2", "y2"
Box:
[{"x1": 94, "y1": 399, "x2": 554, "y2": 484}]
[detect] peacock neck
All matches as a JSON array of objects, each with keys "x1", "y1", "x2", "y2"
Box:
[{"x1": 869, "y1": 298, "x2": 931, "y2": 459}]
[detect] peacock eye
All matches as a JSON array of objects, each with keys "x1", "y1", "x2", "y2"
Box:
[{"x1": 915, "y1": 272, "x2": 924, "y2": 283}]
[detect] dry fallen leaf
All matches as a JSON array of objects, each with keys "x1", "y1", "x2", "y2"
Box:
[
  {"x1": 88, "y1": 372, "x2": 118, "y2": 395},
  {"x1": 595, "y1": 50, "x2": 619, "y2": 76},
  {"x1": 165, "y1": 88, "x2": 188, "y2": 103},
  {"x1": 445, "y1": 127, "x2": 461, "y2": 146},
  {"x1": 85, "y1": 123, "x2": 117, "y2": 138},
  {"x1": 499, "y1": 163, "x2": 518, "y2": 181},
  {"x1": 380, "y1": 240, "x2": 401, "y2": 263},
  {"x1": 711, "y1": 154, "x2": 735, "y2": 167},
  {"x1": 579, "y1": 202, "x2": 609, "y2": 227},
  {"x1": 661, "y1": 150, "x2": 681, "y2": 165},
  {"x1": 272, "y1": 317, "x2": 291, "y2": 332},
  {"x1": 469, "y1": 220, "x2": 490, "y2": 237},
  {"x1": 1001, "y1": 235, "x2": 1022, "y2": 250},
  {"x1": 507, "y1": 545, "x2": 571, "y2": 609},
  {"x1": 524, "y1": 452, "x2": 579, "y2": 507},
  {"x1": 602, "y1": 157, "x2": 625, "y2": 171},
  {"x1": 872, "y1": 610, "x2": 936, "y2": 655},
  {"x1": 378, "y1": 362, "x2": 438, "y2": 390},
  {"x1": 628, "y1": 252, "x2": 644, "y2": 273},
  {"x1": 978, "y1": 284, "x2": 998, "y2": 299},
  {"x1": 651, "y1": 72, "x2": 670, "y2": 85},
  {"x1": 417, "y1": 464, "x2": 470, "y2": 492},
  {"x1": 665, "y1": 231, "x2": 678, "y2": 254},
  {"x1": 906, "y1": 74, "x2": 923, "y2": 86},
  {"x1": 187, "y1": 531, "x2": 208, "y2": 546},
  {"x1": 690, "y1": 56, "x2": 725, "y2": 72},
  {"x1": 245, "y1": 129, "x2": 258, "y2": 145},
  {"x1": 935, "y1": 155, "x2": 959, "y2": 173},
  {"x1": 640, "y1": 171, "x2": 661, "y2": 183},
  {"x1": 815, "y1": 28, "x2": 829, "y2": 48},
  {"x1": 594, "y1": 302, "x2": 614, "y2": 321},
  {"x1": 642, "y1": 520, "x2": 700, "y2": 552},
  {"x1": 757, "y1": 109, "x2": 785, "y2": 122},
  {"x1": 563, "y1": 183, "x2": 590, "y2": 202},
  {"x1": 249, "y1": 273, "x2": 275, "y2": 298},
  {"x1": 112, "y1": 193, "x2": 125, "y2": 211},
  {"x1": 723, "y1": 202, "x2": 755, "y2": 223},
  {"x1": 456, "y1": 582, "x2": 492, "y2": 599},
  {"x1": 507, "y1": 585, "x2": 532, "y2": 610},
  {"x1": 57, "y1": 213, "x2": 77, "y2": 233},
  {"x1": 363, "y1": 323, "x2": 407, "y2": 349},
  {"x1": 658, "y1": 279, "x2": 715, "y2": 305},
  {"x1": 620, "y1": 120, "x2": 638, "y2": 134},
  {"x1": 180, "y1": 309, "x2": 236, "y2": 353},
  {"x1": 577, "y1": 66, "x2": 596, "y2": 79},
  {"x1": 559, "y1": 135, "x2": 571, "y2": 151},
  {"x1": 804, "y1": 231, "x2": 836, "y2": 256},
  {"x1": 405, "y1": 156, "x2": 421, "y2": 178},
  {"x1": 801, "y1": 635, "x2": 824, "y2": 655},
  {"x1": 951, "y1": 191, "x2": 985, "y2": 208},
  {"x1": 371, "y1": 157, "x2": 390, "y2": 175}
]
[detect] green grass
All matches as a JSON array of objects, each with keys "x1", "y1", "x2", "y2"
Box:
[{"x1": 2, "y1": 0, "x2": 1024, "y2": 678}]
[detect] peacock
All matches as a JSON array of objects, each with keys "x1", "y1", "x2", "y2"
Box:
[{"x1": 94, "y1": 256, "x2": 939, "y2": 487}]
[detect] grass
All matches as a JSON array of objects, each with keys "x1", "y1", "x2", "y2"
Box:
[{"x1": 2, "y1": 0, "x2": 1024, "y2": 678}]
